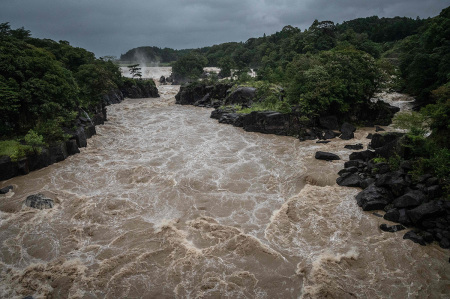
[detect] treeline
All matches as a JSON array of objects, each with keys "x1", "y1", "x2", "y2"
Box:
[
  {"x1": 0, "y1": 22, "x2": 153, "y2": 160},
  {"x1": 119, "y1": 46, "x2": 191, "y2": 64}
]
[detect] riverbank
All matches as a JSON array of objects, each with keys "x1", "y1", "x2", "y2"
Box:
[{"x1": 0, "y1": 82, "x2": 159, "y2": 182}]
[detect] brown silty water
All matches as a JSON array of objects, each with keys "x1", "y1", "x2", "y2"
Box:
[{"x1": 0, "y1": 79, "x2": 449, "y2": 298}]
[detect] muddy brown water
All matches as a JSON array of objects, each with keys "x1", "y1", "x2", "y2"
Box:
[{"x1": 0, "y1": 84, "x2": 449, "y2": 298}]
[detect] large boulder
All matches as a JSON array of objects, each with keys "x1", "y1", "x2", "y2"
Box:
[
  {"x1": 406, "y1": 201, "x2": 446, "y2": 225},
  {"x1": 340, "y1": 122, "x2": 356, "y2": 140},
  {"x1": 375, "y1": 171, "x2": 410, "y2": 196},
  {"x1": 24, "y1": 194, "x2": 54, "y2": 209},
  {"x1": 369, "y1": 132, "x2": 404, "y2": 158},
  {"x1": 0, "y1": 185, "x2": 13, "y2": 194},
  {"x1": 225, "y1": 87, "x2": 257, "y2": 106},
  {"x1": 315, "y1": 151, "x2": 340, "y2": 161},
  {"x1": 392, "y1": 191, "x2": 426, "y2": 209},
  {"x1": 349, "y1": 150, "x2": 375, "y2": 162},
  {"x1": 241, "y1": 111, "x2": 290, "y2": 135},
  {"x1": 336, "y1": 173, "x2": 361, "y2": 187},
  {"x1": 356, "y1": 184, "x2": 393, "y2": 211}
]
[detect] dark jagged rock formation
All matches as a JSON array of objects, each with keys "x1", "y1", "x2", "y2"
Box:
[
  {"x1": 175, "y1": 82, "x2": 399, "y2": 142},
  {"x1": 336, "y1": 132, "x2": 450, "y2": 250}
]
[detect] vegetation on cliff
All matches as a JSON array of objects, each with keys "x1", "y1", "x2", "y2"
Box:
[{"x1": 0, "y1": 22, "x2": 155, "y2": 162}]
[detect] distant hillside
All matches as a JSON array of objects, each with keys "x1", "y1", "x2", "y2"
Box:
[{"x1": 119, "y1": 46, "x2": 191, "y2": 64}]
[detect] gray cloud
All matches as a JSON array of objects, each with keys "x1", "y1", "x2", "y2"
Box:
[{"x1": 1, "y1": 0, "x2": 448, "y2": 57}]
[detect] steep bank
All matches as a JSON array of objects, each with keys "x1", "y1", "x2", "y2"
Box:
[{"x1": 0, "y1": 82, "x2": 159, "y2": 182}]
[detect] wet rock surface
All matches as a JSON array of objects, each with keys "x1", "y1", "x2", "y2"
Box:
[
  {"x1": 24, "y1": 194, "x2": 54, "y2": 209},
  {"x1": 337, "y1": 132, "x2": 450, "y2": 250}
]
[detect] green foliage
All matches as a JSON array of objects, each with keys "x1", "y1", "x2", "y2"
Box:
[
  {"x1": 0, "y1": 140, "x2": 32, "y2": 161},
  {"x1": 392, "y1": 111, "x2": 431, "y2": 137},
  {"x1": 399, "y1": 7, "x2": 450, "y2": 103},
  {"x1": 127, "y1": 64, "x2": 142, "y2": 79},
  {"x1": 285, "y1": 47, "x2": 381, "y2": 116},
  {"x1": 372, "y1": 157, "x2": 388, "y2": 164},
  {"x1": 24, "y1": 129, "x2": 46, "y2": 154},
  {"x1": 172, "y1": 52, "x2": 208, "y2": 80}
]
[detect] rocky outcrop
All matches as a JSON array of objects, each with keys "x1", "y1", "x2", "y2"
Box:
[
  {"x1": 336, "y1": 132, "x2": 450, "y2": 250},
  {"x1": 24, "y1": 194, "x2": 54, "y2": 209},
  {"x1": 175, "y1": 82, "x2": 400, "y2": 143}
]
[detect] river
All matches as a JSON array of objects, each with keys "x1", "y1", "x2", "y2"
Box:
[{"x1": 0, "y1": 78, "x2": 448, "y2": 298}]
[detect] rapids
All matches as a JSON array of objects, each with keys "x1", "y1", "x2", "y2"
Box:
[{"x1": 0, "y1": 80, "x2": 449, "y2": 298}]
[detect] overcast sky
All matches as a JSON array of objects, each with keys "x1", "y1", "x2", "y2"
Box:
[{"x1": 1, "y1": 0, "x2": 448, "y2": 57}]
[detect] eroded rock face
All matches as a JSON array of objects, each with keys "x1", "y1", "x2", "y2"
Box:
[{"x1": 24, "y1": 194, "x2": 54, "y2": 209}]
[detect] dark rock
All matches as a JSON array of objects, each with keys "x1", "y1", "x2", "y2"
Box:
[
  {"x1": 361, "y1": 178, "x2": 376, "y2": 189},
  {"x1": 422, "y1": 231, "x2": 434, "y2": 243},
  {"x1": 407, "y1": 201, "x2": 446, "y2": 225},
  {"x1": 225, "y1": 87, "x2": 257, "y2": 106},
  {"x1": 84, "y1": 125, "x2": 96, "y2": 139},
  {"x1": 369, "y1": 132, "x2": 404, "y2": 158},
  {"x1": 373, "y1": 212, "x2": 383, "y2": 217},
  {"x1": 316, "y1": 140, "x2": 331, "y2": 144},
  {"x1": 393, "y1": 190, "x2": 426, "y2": 209},
  {"x1": 241, "y1": 111, "x2": 290, "y2": 135},
  {"x1": 375, "y1": 171, "x2": 410, "y2": 196},
  {"x1": 159, "y1": 76, "x2": 166, "y2": 84},
  {"x1": 417, "y1": 174, "x2": 433, "y2": 184},
  {"x1": 102, "y1": 89, "x2": 124, "y2": 105},
  {"x1": 403, "y1": 231, "x2": 426, "y2": 246},
  {"x1": 73, "y1": 127, "x2": 87, "y2": 148},
  {"x1": 336, "y1": 173, "x2": 361, "y2": 187},
  {"x1": 439, "y1": 238, "x2": 450, "y2": 249},
  {"x1": 24, "y1": 194, "x2": 54, "y2": 209},
  {"x1": 315, "y1": 151, "x2": 340, "y2": 161},
  {"x1": 426, "y1": 177, "x2": 439, "y2": 187},
  {"x1": 66, "y1": 140, "x2": 80, "y2": 156},
  {"x1": 384, "y1": 208, "x2": 400, "y2": 222},
  {"x1": 349, "y1": 150, "x2": 375, "y2": 162},
  {"x1": 344, "y1": 160, "x2": 361, "y2": 168},
  {"x1": 380, "y1": 224, "x2": 405, "y2": 232},
  {"x1": 319, "y1": 115, "x2": 339, "y2": 130},
  {"x1": 49, "y1": 143, "x2": 68, "y2": 164},
  {"x1": 398, "y1": 209, "x2": 412, "y2": 226},
  {"x1": 0, "y1": 156, "x2": 19, "y2": 181},
  {"x1": 340, "y1": 122, "x2": 356, "y2": 140},
  {"x1": 356, "y1": 185, "x2": 393, "y2": 211},
  {"x1": 322, "y1": 130, "x2": 338, "y2": 140},
  {"x1": 17, "y1": 158, "x2": 29, "y2": 175},
  {"x1": 28, "y1": 149, "x2": 51, "y2": 171},
  {"x1": 367, "y1": 133, "x2": 373, "y2": 139},
  {"x1": 338, "y1": 167, "x2": 358, "y2": 175},
  {"x1": 372, "y1": 163, "x2": 391, "y2": 174},
  {"x1": 421, "y1": 219, "x2": 437, "y2": 229},
  {"x1": 375, "y1": 126, "x2": 385, "y2": 132},
  {"x1": 219, "y1": 113, "x2": 242, "y2": 126},
  {"x1": 0, "y1": 185, "x2": 13, "y2": 194},
  {"x1": 426, "y1": 185, "x2": 442, "y2": 199},
  {"x1": 344, "y1": 143, "x2": 364, "y2": 150}
]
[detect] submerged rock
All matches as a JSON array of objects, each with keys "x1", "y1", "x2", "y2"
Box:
[
  {"x1": 0, "y1": 185, "x2": 13, "y2": 194},
  {"x1": 24, "y1": 194, "x2": 54, "y2": 209},
  {"x1": 380, "y1": 224, "x2": 405, "y2": 232}
]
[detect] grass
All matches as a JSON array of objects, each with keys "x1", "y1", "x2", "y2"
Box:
[{"x1": 0, "y1": 140, "x2": 32, "y2": 161}]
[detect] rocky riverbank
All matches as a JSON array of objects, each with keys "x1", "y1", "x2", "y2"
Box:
[
  {"x1": 336, "y1": 132, "x2": 450, "y2": 250},
  {"x1": 175, "y1": 82, "x2": 399, "y2": 141},
  {"x1": 0, "y1": 84, "x2": 159, "y2": 182}
]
